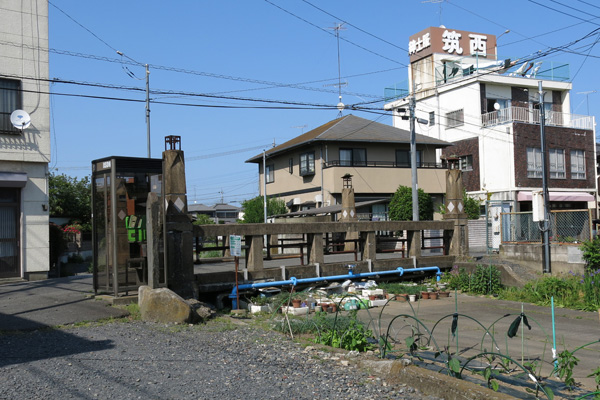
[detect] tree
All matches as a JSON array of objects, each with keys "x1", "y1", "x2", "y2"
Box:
[
  {"x1": 192, "y1": 214, "x2": 215, "y2": 225},
  {"x1": 463, "y1": 191, "x2": 482, "y2": 220},
  {"x1": 241, "y1": 196, "x2": 287, "y2": 223},
  {"x1": 389, "y1": 185, "x2": 433, "y2": 221},
  {"x1": 49, "y1": 173, "x2": 91, "y2": 230}
]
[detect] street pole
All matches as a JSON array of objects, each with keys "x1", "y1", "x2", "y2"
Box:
[
  {"x1": 539, "y1": 81, "x2": 551, "y2": 274},
  {"x1": 263, "y1": 150, "x2": 267, "y2": 224},
  {"x1": 410, "y1": 95, "x2": 419, "y2": 221},
  {"x1": 145, "y1": 64, "x2": 151, "y2": 158}
]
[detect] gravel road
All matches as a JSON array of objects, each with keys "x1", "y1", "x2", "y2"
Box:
[{"x1": 0, "y1": 318, "x2": 441, "y2": 400}]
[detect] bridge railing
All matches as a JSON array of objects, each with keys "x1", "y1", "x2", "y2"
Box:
[{"x1": 193, "y1": 220, "x2": 456, "y2": 271}]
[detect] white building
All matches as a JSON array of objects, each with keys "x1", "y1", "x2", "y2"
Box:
[
  {"x1": 385, "y1": 27, "x2": 597, "y2": 217},
  {"x1": 0, "y1": 0, "x2": 50, "y2": 280}
]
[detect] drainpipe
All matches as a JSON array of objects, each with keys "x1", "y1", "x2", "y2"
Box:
[{"x1": 229, "y1": 265, "x2": 442, "y2": 309}]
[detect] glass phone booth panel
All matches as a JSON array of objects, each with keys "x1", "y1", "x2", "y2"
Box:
[{"x1": 92, "y1": 156, "x2": 164, "y2": 296}]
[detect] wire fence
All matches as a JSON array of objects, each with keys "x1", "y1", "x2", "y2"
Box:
[{"x1": 501, "y1": 209, "x2": 592, "y2": 244}]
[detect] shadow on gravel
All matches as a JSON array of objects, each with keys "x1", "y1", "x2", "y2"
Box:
[{"x1": 0, "y1": 314, "x2": 114, "y2": 368}]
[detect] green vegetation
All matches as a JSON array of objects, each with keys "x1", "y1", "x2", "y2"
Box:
[
  {"x1": 375, "y1": 282, "x2": 428, "y2": 295},
  {"x1": 49, "y1": 173, "x2": 92, "y2": 231},
  {"x1": 388, "y1": 185, "x2": 433, "y2": 221},
  {"x1": 241, "y1": 195, "x2": 287, "y2": 223},
  {"x1": 192, "y1": 214, "x2": 215, "y2": 225},
  {"x1": 447, "y1": 265, "x2": 503, "y2": 295},
  {"x1": 270, "y1": 310, "x2": 375, "y2": 352},
  {"x1": 463, "y1": 191, "x2": 482, "y2": 220}
]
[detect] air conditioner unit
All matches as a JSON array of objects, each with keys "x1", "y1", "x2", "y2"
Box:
[
  {"x1": 293, "y1": 197, "x2": 301, "y2": 205},
  {"x1": 315, "y1": 194, "x2": 323, "y2": 203}
]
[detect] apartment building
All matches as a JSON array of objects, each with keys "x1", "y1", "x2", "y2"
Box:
[{"x1": 0, "y1": 0, "x2": 50, "y2": 280}]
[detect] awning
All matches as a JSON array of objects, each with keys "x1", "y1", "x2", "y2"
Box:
[
  {"x1": 517, "y1": 191, "x2": 595, "y2": 202},
  {"x1": 0, "y1": 171, "x2": 28, "y2": 188}
]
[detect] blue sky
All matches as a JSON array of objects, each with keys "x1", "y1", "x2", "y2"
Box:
[{"x1": 48, "y1": 0, "x2": 600, "y2": 205}]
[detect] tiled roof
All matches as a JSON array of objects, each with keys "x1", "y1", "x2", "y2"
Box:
[{"x1": 246, "y1": 114, "x2": 450, "y2": 162}]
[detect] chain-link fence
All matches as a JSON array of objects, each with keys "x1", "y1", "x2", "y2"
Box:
[{"x1": 502, "y1": 209, "x2": 592, "y2": 244}]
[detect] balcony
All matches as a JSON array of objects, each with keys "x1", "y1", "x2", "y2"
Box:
[
  {"x1": 324, "y1": 160, "x2": 445, "y2": 169},
  {"x1": 481, "y1": 106, "x2": 594, "y2": 130}
]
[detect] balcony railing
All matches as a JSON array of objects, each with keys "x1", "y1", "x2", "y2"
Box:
[
  {"x1": 482, "y1": 106, "x2": 594, "y2": 130},
  {"x1": 324, "y1": 160, "x2": 445, "y2": 169}
]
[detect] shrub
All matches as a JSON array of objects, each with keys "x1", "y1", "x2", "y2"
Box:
[
  {"x1": 389, "y1": 185, "x2": 433, "y2": 221},
  {"x1": 469, "y1": 264, "x2": 503, "y2": 295},
  {"x1": 580, "y1": 237, "x2": 600, "y2": 268}
]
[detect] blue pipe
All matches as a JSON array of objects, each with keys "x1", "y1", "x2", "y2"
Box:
[{"x1": 230, "y1": 265, "x2": 441, "y2": 309}]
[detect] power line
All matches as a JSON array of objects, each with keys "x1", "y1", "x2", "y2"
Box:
[
  {"x1": 262, "y1": 0, "x2": 406, "y2": 66},
  {"x1": 299, "y1": 0, "x2": 408, "y2": 52}
]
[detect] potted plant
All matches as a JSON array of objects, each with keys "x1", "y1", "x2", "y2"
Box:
[
  {"x1": 291, "y1": 297, "x2": 302, "y2": 308},
  {"x1": 249, "y1": 296, "x2": 272, "y2": 313}
]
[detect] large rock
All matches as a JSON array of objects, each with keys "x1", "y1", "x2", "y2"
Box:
[{"x1": 138, "y1": 286, "x2": 193, "y2": 324}]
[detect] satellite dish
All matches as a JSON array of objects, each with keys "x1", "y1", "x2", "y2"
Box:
[{"x1": 10, "y1": 110, "x2": 31, "y2": 130}]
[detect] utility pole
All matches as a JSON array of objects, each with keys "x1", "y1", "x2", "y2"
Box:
[
  {"x1": 145, "y1": 64, "x2": 151, "y2": 158},
  {"x1": 410, "y1": 95, "x2": 419, "y2": 221},
  {"x1": 539, "y1": 81, "x2": 551, "y2": 274},
  {"x1": 117, "y1": 51, "x2": 151, "y2": 158},
  {"x1": 262, "y1": 149, "x2": 267, "y2": 224}
]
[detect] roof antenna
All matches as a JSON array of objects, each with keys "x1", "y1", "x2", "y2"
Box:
[
  {"x1": 328, "y1": 23, "x2": 347, "y2": 118},
  {"x1": 422, "y1": 0, "x2": 445, "y2": 26}
]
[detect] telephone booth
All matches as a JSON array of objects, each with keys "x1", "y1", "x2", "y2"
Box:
[{"x1": 91, "y1": 156, "x2": 165, "y2": 296}]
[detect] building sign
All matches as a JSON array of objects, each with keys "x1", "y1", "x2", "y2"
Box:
[{"x1": 409, "y1": 27, "x2": 497, "y2": 62}]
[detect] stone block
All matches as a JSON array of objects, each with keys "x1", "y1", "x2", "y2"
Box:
[{"x1": 138, "y1": 286, "x2": 193, "y2": 324}]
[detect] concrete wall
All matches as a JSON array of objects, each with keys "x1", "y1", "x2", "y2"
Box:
[{"x1": 500, "y1": 243, "x2": 585, "y2": 274}]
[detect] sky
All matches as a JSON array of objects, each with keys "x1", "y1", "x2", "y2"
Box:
[{"x1": 47, "y1": 0, "x2": 600, "y2": 206}]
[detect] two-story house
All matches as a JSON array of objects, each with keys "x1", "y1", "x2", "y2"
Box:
[
  {"x1": 188, "y1": 203, "x2": 241, "y2": 224},
  {"x1": 0, "y1": 0, "x2": 50, "y2": 280},
  {"x1": 246, "y1": 114, "x2": 450, "y2": 218},
  {"x1": 385, "y1": 27, "x2": 597, "y2": 232}
]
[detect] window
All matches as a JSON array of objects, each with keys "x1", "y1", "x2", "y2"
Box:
[
  {"x1": 429, "y1": 111, "x2": 435, "y2": 126},
  {"x1": 339, "y1": 148, "x2": 366, "y2": 166},
  {"x1": 288, "y1": 158, "x2": 293, "y2": 174},
  {"x1": 446, "y1": 109, "x2": 464, "y2": 129},
  {"x1": 549, "y1": 148, "x2": 565, "y2": 179},
  {"x1": 395, "y1": 149, "x2": 422, "y2": 167},
  {"x1": 299, "y1": 152, "x2": 315, "y2": 176},
  {"x1": 0, "y1": 78, "x2": 21, "y2": 133},
  {"x1": 486, "y1": 98, "x2": 510, "y2": 112},
  {"x1": 459, "y1": 155, "x2": 473, "y2": 171},
  {"x1": 571, "y1": 150, "x2": 586, "y2": 179},
  {"x1": 526, "y1": 147, "x2": 542, "y2": 178},
  {"x1": 265, "y1": 164, "x2": 274, "y2": 183}
]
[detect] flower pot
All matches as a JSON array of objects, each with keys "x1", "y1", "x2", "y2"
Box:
[
  {"x1": 439, "y1": 291, "x2": 450, "y2": 298},
  {"x1": 397, "y1": 294, "x2": 408, "y2": 302},
  {"x1": 429, "y1": 292, "x2": 439, "y2": 300},
  {"x1": 421, "y1": 292, "x2": 430, "y2": 300},
  {"x1": 369, "y1": 295, "x2": 376, "y2": 301},
  {"x1": 408, "y1": 294, "x2": 417, "y2": 302},
  {"x1": 426, "y1": 287, "x2": 434, "y2": 293},
  {"x1": 291, "y1": 299, "x2": 302, "y2": 308}
]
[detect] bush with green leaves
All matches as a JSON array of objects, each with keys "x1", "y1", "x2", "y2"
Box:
[
  {"x1": 469, "y1": 264, "x2": 503, "y2": 295},
  {"x1": 580, "y1": 237, "x2": 600, "y2": 268},
  {"x1": 314, "y1": 311, "x2": 375, "y2": 352},
  {"x1": 447, "y1": 264, "x2": 502, "y2": 295},
  {"x1": 389, "y1": 185, "x2": 433, "y2": 221},
  {"x1": 241, "y1": 196, "x2": 287, "y2": 223}
]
